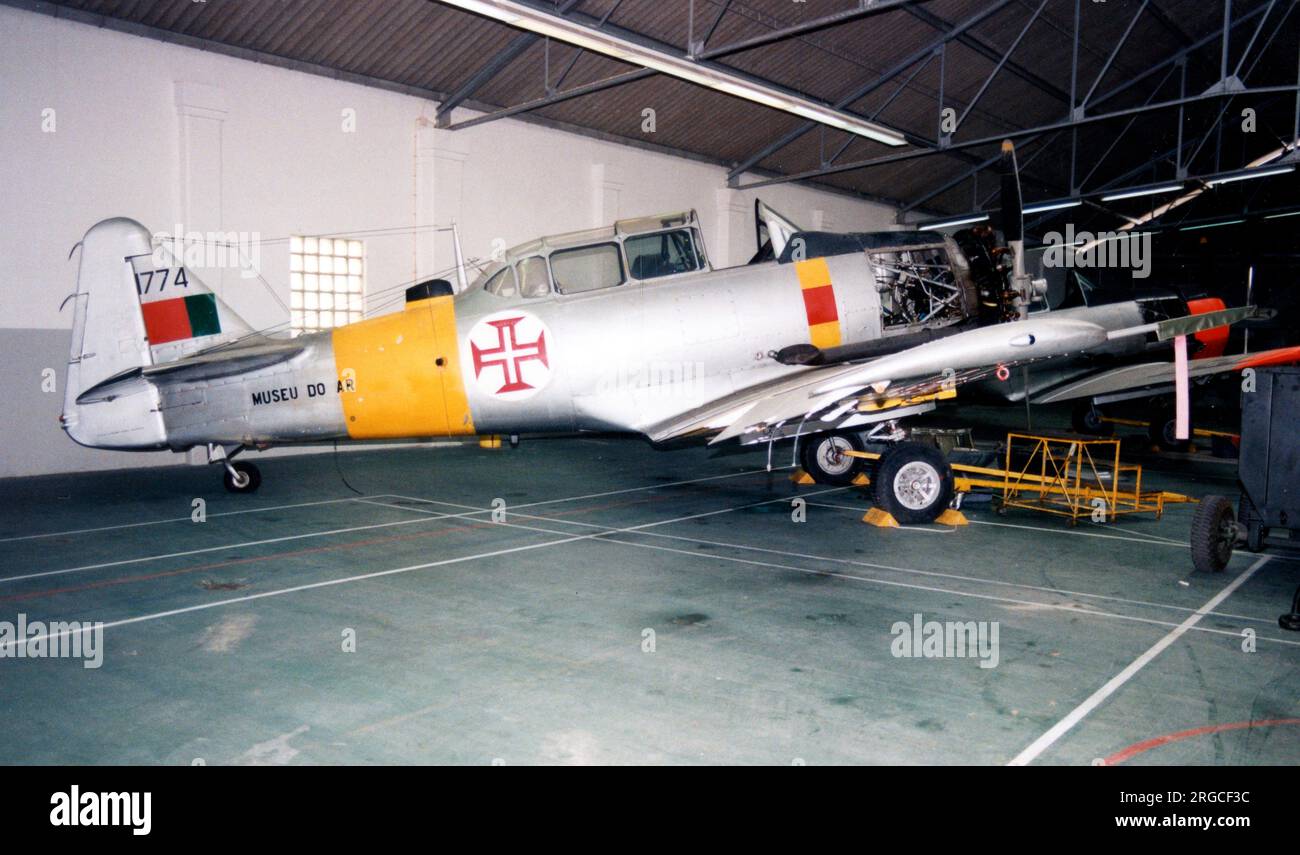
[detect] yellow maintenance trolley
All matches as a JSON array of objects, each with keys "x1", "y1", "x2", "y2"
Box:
[{"x1": 799, "y1": 431, "x2": 1195, "y2": 527}]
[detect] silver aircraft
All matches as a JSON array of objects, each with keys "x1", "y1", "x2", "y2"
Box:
[{"x1": 61, "y1": 142, "x2": 1273, "y2": 523}]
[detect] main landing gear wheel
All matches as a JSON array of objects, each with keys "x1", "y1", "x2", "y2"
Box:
[
  {"x1": 223, "y1": 461, "x2": 262, "y2": 494},
  {"x1": 1148, "y1": 399, "x2": 1191, "y2": 452},
  {"x1": 1071, "y1": 401, "x2": 1113, "y2": 436},
  {"x1": 1190, "y1": 494, "x2": 1236, "y2": 573},
  {"x1": 799, "y1": 432, "x2": 865, "y2": 486},
  {"x1": 873, "y1": 442, "x2": 954, "y2": 525}
]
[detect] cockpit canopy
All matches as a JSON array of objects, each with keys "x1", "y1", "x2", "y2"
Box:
[{"x1": 475, "y1": 210, "x2": 711, "y2": 300}]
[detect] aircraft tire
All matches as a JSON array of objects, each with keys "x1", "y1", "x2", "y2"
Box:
[
  {"x1": 1071, "y1": 401, "x2": 1113, "y2": 436},
  {"x1": 873, "y1": 442, "x2": 954, "y2": 525},
  {"x1": 223, "y1": 461, "x2": 262, "y2": 494},
  {"x1": 798, "y1": 432, "x2": 865, "y2": 486}
]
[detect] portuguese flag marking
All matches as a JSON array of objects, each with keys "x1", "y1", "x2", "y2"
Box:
[{"x1": 141, "y1": 293, "x2": 222, "y2": 345}]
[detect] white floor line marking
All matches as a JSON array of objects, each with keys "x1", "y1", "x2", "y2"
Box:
[
  {"x1": 380, "y1": 495, "x2": 1291, "y2": 636},
  {"x1": 2, "y1": 468, "x2": 778, "y2": 583},
  {"x1": 1006, "y1": 555, "x2": 1274, "y2": 767},
  {"x1": 0, "y1": 496, "x2": 396, "y2": 544},
  {"x1": 0, "y1": 487, "x2": 848, "y2": 654},
  {"x1": 967, "y1": 518, "x2": 1187, "y2": 548},
  {"x1": 1080, "y1": 519, "x2": 1190, "y2": 545},
  {"x1": 523, "y1": 521, "x2": 1297, "y2": 647},
  {"x1": 387, "y1": 493, "x2": 1279, "y2": 626},
  {"x1": 586, "y1": 537, "x2": 1297, "y2": 645},
  {"x1": 494, "y1": 465, "x2": 784, "y2": 509},
  {"x1": 0, "y1": 510, "x2": 463, "y2": 584}
]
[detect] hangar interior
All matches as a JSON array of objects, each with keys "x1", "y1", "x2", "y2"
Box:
[{"x1": 0, "y1": 0, "x2": 1297, "y2": 766}]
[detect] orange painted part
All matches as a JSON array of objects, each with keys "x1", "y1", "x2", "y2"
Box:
[
  {"x1": 1235, "y1": 345, "x2": 1300, "y2": 371},
  {"x1": 1186, "y1": 297, "x2": 1229, "y2": 359}
]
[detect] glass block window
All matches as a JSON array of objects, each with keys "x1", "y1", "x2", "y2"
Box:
[{"x1": 289, "y1": 236, "x2": 365, "y2": 334}]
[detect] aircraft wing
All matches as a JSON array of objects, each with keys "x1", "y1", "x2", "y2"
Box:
[
  {"x1": 648, "y1": 305, "x2": 1258, "y2": 446},
  {"x1": 1032, "y1": 345, "x2": 1300, "y2": 404},
  {"x1": 648, "y1": 314, "x2": 1114, "y2": 445}
]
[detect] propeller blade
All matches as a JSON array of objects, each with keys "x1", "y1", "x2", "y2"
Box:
[{"x1": 999, "y1": 139, "x2": 1023, "y2": 244}]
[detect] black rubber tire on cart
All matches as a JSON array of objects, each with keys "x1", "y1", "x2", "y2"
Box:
[
  {"x1": 798, "y1": 432, "x2": 866, "y2": 486},
  {"x1": 223, "y1": 461, "x2": 262, "y2": 494},
  {"x1": 1246, "y1": 520, "x2": 1266, "y2": 553},
  {"x1": 872, "y1": 442, "x2": 954, "y2": 525},
  {"x1": 1190, "y1": 494, "x2": 1236, "y2": 573}
]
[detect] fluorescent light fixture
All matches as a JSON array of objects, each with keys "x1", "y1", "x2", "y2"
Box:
[
  {"x1": 1265, "y1": 210, "x2": 1300, "y2": 219},
  {"x1": 1180, "y1": 219, "x2": 1245, "y2": 231},
  {"x1": 920, "y1": 214, "x2": 989, "y2": 230},
  {"x1": 1204, "y1": 165, "x2": 1296, "y2": 187},
  {"x1": 438, "y1": 0, "x2": 907, "y2": 146},
  {"x1": 1100, "y1": 183, "x2": 1184, "y2": 202},
  {"x1": 1023, "y1": 199, "x2": 1082, "y2": 214}
]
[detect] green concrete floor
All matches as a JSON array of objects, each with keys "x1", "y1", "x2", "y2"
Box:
[{"x1": 0, "y1": 414, "x2": 1296, "y2": 765}]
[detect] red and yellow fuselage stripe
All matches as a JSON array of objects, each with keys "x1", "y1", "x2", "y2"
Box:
[{"x1": 795, "y1": 258, "x2": 842, "y2": 349}]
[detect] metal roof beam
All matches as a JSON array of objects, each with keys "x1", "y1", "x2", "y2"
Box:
[
  {"x1": 435, "y1": 0, "x2": 582, "y2": 126},
  {"x1": 724, "y1": 0, "x2": 1017, "y2": 183},
  {"x1": 735, "y1": 2, "x2": 1282, "y2": 192},
  {"x1": 902, "y1": 3, "x2": 1071, "y2": 105},
  {"x1": 442, "y1": 68, "x2": 653, "y2": 130},
  {"x1": 956, "y1": 0, "x2": 1050, "y2": 131},
  {"x1": 691, "y1": 0, "x2": 932, "y2": 60},
  {"x1": 733, "y1": 84, "x2": 1300, "y2": 191}
]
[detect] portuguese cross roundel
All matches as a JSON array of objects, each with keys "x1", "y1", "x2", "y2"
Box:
[{"x1": 467, "y1": 310, "x2": 553, "y2": 402}]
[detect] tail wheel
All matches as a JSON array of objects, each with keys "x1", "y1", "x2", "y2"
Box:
[
  {"x1": 873, "y1": 442, "x2": 954, "y2": 525},
  {"x1": 798, "y1": 432, "x2": 865, "y2": 486},
  {"x1": 1071, "y1": 401, "x2": 1113, "y2": 436},
  {"x1": 1190, "y1": 494, "x2": 1236, "y2": 573},
  {"x1": 223, "y1": 461, "x2": 262, "y2": 494}
]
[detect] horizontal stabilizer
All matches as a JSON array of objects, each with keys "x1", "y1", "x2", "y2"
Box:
[{"x1": 76, "y1": 340, "x2": 302, "y2": 404}]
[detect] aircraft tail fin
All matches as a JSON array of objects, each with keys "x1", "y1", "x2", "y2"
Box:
[{"x1": 64, "y1": 218, "x2": 254, "y2": 403}]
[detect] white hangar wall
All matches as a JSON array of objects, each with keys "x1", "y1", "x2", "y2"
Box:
[{"x1": 0, "y1": 4, "x2": 899, "y2": 477}]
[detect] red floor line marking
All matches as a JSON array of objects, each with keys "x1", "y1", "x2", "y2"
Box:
[{"x1": 1103, "y1": 718, "x2": 1300, "y2": 765}]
